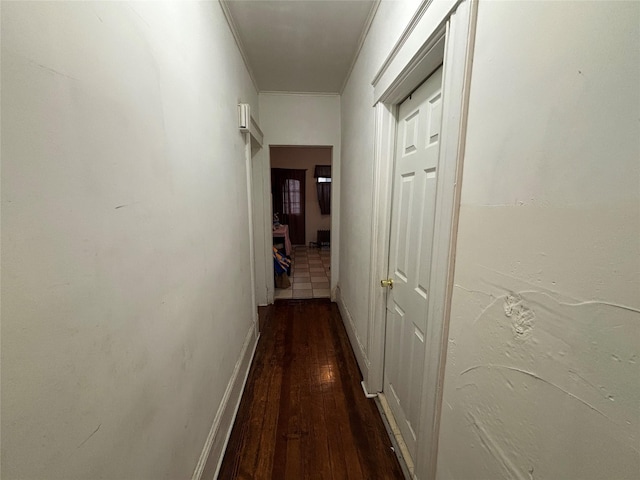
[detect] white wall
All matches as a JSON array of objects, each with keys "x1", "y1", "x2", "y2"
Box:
[
  {"x1": 341, "y1": 0, "x2": 639, "y2": 478},
  {"x1": 1, "y1": 2, "x2": 258, "y2": 479},
  {"x1": 254, "y1": 93, "x2": 341, "y2": 303},
  {"x1": 339, "y1": 0, "x2": 422, "y2": 378},
  {"x1": 436, "y1": 2, "x2": 640, "y2": 479}
]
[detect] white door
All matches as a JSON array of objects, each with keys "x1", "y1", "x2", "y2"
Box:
[{"x1": 383, "y1": 66, "x2": 443, "y2": 461}]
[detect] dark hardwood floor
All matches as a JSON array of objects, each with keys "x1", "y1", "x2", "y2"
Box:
[{"x1": 217, "y1": 299, "x2": 404, "y2": 480}]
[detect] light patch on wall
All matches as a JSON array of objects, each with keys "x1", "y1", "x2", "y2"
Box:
[
  {"x1": 503, "y1": 293, "x2": 535, "y2": 340},
  {"x1": 445, "y1": 284, "x2": 640, "y2": 479}
]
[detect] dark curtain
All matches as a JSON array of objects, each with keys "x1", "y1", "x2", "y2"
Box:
[
  {"x1": 271, "y1": 168, "x2": 306, "y2": 245},
  {"x1": 316, "y1": 184, "x2": 331, "y2": 215},
  {"x1": 314, "y1": 165, "x2": 331, "y2": 178},
  {"x1": 314, "y1": 165, "x2": 331, "y2": 215}
]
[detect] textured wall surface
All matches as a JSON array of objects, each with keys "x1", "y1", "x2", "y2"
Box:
[
  {"x1": 1, "y1": 2, "x2": 258, "y2": 478},
  {"x1": 436, "y1": 2, "x2": 640, "y2": 478}
]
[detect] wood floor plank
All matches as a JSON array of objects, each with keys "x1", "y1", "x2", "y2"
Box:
[
  {"x1": 253, "y1": 306, "x2": 286, "y2": 480},
  {"x1": 317, "y1": 304, "x2": 366, "y2": 480},
  {"x1": 217, "y1": 299, "x2": 403, "y2": 480},
  {"x1": 305, "y1": 304, "x2": 335, "y2": 480}
]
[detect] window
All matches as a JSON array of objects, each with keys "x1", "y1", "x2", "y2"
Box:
[
  {"x1": 283, "y1": 179, "x2": 301, "y2": 215},
  {"x1": 314, "y1": 165, "x2": 331, "y2": 215}
]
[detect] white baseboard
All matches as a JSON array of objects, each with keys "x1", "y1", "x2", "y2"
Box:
[
  {"x1": 191, "y1": 325, "x2": 259, "y2": 480},
  {"x1": 336, "y1": 286, "x2": 370, "y2": 382}
]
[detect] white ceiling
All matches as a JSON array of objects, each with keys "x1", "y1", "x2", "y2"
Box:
[{"x1": 221, "y1": 0, "x2": 378, "y2": 93}]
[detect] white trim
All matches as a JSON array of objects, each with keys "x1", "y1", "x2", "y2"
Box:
[
  {"x1": 361, "y1": 380, "x2": 378, "y2": 399},
  {"x1": 340, "y1": 0, "x2": 381, "y2": 95},
  {"x1": 219, "y1": 0, "x2": 259, "y2": 93},
  {"x1": 417, "y1": 1, "x2": 477, "y2": 478},
  {"x1": 263, "y1": 151, "x2": 275, "y2": 304},
  {"x1": 244, "y1": 132, "x2": 259, "y2": 337},
  {"x1": 365, "y1": 102, "x2": 396, "y2": 394},
  {"x1": 372, "y1": 0, "x2": 461, "y2": 104},
  {"x1": 268, "y1": 144, "x2": 333, "y2": 149},
  {"x1": 376, "y1": 34, "x2": 446, "y2": 106},
  {"x1": 329, "y1": 148, "x2": 340, "y2": 301},
  {"x1": 258, "y1": 91, "x2": 341, "y2": 97},
  {"x1": 371, "y1": 0, "x2": 435, "y2": 86},
  {"x1": 249, "y1": 116, "x2": 264, "y2": 148},
  {"x1": 366, "y1": 0, "x2": 477, "y2": 478},
  {"x1": 191, "y1": 326, "x2": 259, "y2": 480},
  {"x1": 263, "y1": 140, "x2": 340, "y2": 304},
  {"x1": 239, "y1": 104, "x2": 264, "y2": 149},
  {"x1": 336, "y1": 286, "x2": 370, "y2": 380}
]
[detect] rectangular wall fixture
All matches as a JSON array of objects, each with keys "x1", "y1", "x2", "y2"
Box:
[{"x1": 238, "y1": 103, "x2": 263, "y2": 147}]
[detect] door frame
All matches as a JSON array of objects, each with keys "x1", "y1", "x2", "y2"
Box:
[
  {"x1": 366, "y1": 0, "x2": 477, "y2": 478},
  {"x1": 243, "y1": 118, "x2": 264, "y2": 337}
]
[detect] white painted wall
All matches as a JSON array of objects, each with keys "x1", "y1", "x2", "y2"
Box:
[
  {"x1": 254, "y1": 93, "x2": 341, "y2": 303},
  {"x1": 435, "y1": 2, "x2": 640, "y2": 479},
  {"x1": 341, "y1": 0, "x2": 639, "y2": 478},
  {"x1": 339, "y1": 0, "x2": 422, "y2": 378},
  {"x1": 1, "y1": 2, "x2": 258, "y2": 479}
]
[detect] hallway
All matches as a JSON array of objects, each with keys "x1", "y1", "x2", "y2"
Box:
[
  {"x1": 215, "y1": 300, "x2": 403, "y2": 479},
  {"x1": 275, "y1": 246, "x2": 331, "y2": 300},
  {"x1": 2, "y1": 1, "x2": 639, "y2": 479}
]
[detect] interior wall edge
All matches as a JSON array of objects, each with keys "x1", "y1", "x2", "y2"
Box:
[
  {"x1": 336, "y1": 286, "x2": 371, "y2": 379},
  {"x1": 196, "y1": 326, "x2": 260, "y2": 480}
]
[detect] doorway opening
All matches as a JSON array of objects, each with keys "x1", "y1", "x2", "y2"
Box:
[{"x1": 270, "y1": 146, "x2": 332, "y2": 300}]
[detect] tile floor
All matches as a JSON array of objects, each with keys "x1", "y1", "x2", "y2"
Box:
[{"x1": 274, "y1": 246, "x2": 331, "y2": 299}]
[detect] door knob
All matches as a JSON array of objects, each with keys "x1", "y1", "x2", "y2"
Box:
[{"x1": 380, "y1": 278, "x2": 394, "y2": 289}]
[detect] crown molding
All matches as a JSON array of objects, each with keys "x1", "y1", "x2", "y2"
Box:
[
  {"x1": 259, "y1": 91, "x2": 340, "y2": 97},
  {"x1": 371, "y1": 0, "x2": 435, "y2": 87},
  {"x1": 219, "y1": 0, "x2": 260, "y2": 93},
  {"x1": 372, "y1": 0, "x2": 461, "y2": 104},
  {"x1": 340, "y1": 0, "x2": 381, "y2": 95}
]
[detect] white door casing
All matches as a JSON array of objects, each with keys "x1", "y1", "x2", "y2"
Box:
[
  {"x1": 365, "y1": 1, "x2": 477, "y2": 478},
  {"x1": 383, "y1": 66, "x2": 444, "y2": 461}
]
